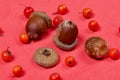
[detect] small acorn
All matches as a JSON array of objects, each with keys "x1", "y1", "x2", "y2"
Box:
[
  {"x1": 85, "y1": 37, "x2": 108, "y2": 59},
  {"x1": 26, "y1": 11, "x2": 52, "y2": 40},
  {"x1": 54, "y1": 20, "x2": 78, "y2": 50}
]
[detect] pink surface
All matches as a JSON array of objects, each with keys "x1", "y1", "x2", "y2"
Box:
[{"x1": 0, "y1": 0, "x2": 120, "y2": 80}]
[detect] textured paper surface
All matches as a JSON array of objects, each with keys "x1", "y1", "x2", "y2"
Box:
[{"x1": 0, "y1": 0, "x2": 120, "y2": 80}]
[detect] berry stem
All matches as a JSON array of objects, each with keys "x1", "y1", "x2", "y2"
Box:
[
  {"x1": 7, "y1": 47, "x2": 9, "y2": 51},
  {"x1": 52, "y1": 12, "x2": 59, "y2": 15},
  {"x1": 19, "y1": 3, "x2": 27, "y2": 7}
]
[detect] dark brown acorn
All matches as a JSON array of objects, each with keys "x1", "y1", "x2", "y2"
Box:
[
  {"x1": 26, "y1": 11, "x2": 52, "y2": 40},
  {"x1": 85, "y1": 37, "x2": 108, "y2": 59},
  {"x1": 54, "y1": 20, "x2": 78, "y2": 50}
]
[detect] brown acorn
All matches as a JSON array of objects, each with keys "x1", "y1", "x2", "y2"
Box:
[
  {"x1": 85, "y1": 37, "x2": 108, "y2": 59},
  {"x1": 54, "y1": 20, "x2": 78, "y2": 50},
  {"x1": 26, "y1": 11, "x2": 52, "y2": 40}
]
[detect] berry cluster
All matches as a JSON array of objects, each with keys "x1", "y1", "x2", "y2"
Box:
[{"x1": 1, "y1": 47, "x2": 24, "y2": 77}]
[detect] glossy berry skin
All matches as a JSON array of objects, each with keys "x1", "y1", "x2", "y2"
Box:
[
  {"x1": 49, "y1": 72, "x2": 61, "y2": 80},
  {"x1": 57, "y1": 4, "x2": 68, "y2": 15},
  {"x1": 83, "y1": 8, "x2": 93, "y2": 19},
  {"x1": 19, "y1": 33, "x2": 30, "y2": 44},
  {"x1": 1, "y1": 48, "x2": 12, "y2": 62},
  {"x1": 24, "y1": 7, "x2": 34, "y2": 18},
  {"x1": 88, "y1": 20, "x2": 100, "y2": 32},
  {"x1": 65, "y1": 56, "x2": 76, "y2": 67},
  {"x1": 12, "y1": 65, "x2": 23, "y2": 77},
  {"x1": 53, "y1": 16, "x2": 63, "y2": 27},
  {"x1": 109, "y1": 48, "x2": 120, "y2": 60}
]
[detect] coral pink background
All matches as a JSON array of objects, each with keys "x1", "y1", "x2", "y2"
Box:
[{"x1": 0, "y1": 0, "x2": 120, "y2": 80}]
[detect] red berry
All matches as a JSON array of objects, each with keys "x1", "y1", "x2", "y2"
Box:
[
  {"x1": 12, "y1": 65, "x2": 23, "y2": 77},
  {"x1": 0, "y1": 27, "x2": 4, "y2": 34},
  {"x1": 109, "y1": 48, "x2": 120, "y2": 60},
  {"x1": 119, "y1": 27, "x2": 120, "y2": 32},
  {"x1": 53, "y1": 4, "x2": 68, "y2": 15},
  {"x1": 19, "y1": 33, "x2": 30, "y2": 44},
  {"x1": 1, "y1": 47, "x2": 12, "y2": 62},
  {"x1": 53, "y1": 16, "x2": 63, "y2": 27},
  {"x1": 58, "y1": 4, "x2": 68, "y2": 15},
  {"x1": 88, "y1": 20, "x2": 100, "y2": 32},
  {"x1": 82, "y1": 8, "x2": 93, "y2": 19},
  {"x1": 24, "y1": 7, "x2": 34, "y2": 18},
  {"x1": 49, "y1": 72, "x2": 61, "y2": 80},
  {"x1": 65, "y1": 56, "x2": 76, "y2": 67}
]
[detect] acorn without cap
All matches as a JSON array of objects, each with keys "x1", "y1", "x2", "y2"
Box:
[
  {"x1": 26, "y1": 11, "x2": 52, "y2": 40},
  {"x1": 85, "y1": 36, "x2": 108, "y2": 59},
  {"x1": 54, "y1": 20, "x2": 78, "y2": 50}
]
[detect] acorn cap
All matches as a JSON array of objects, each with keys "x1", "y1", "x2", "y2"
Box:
[
  {"x1": 30, "y1": 11, "x2": 52, "y2": 27},
  {"x1": 54, "y1": 35, "x2": 78, "y2": 51},
  {"x1": 33, "y1": 48, "x2": 59, "y2": 68}
]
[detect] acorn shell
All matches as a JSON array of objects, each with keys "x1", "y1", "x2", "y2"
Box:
[
  {"x1": 30, "y1": 11, "x2": 52, "y2": 27},
  {"x1": 57, "y1": 20, "x2": 78, "y2": 45},
  {"x1": 26, "y1": 15, "x2": 47, "y2": 40},
  {"x1": 85, "y1": 37, "x2": 108, "y2": 59}
]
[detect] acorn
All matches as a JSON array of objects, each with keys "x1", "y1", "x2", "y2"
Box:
[
  {"x1": 54, "y1": 20, "x2": 78, "y2": 50},
  {"x1": 85, "y1": 37, "x2": 108, "y2": 59},
  {"x1": 26, "y1": 11, "x2": 52, "y2": 40}
]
